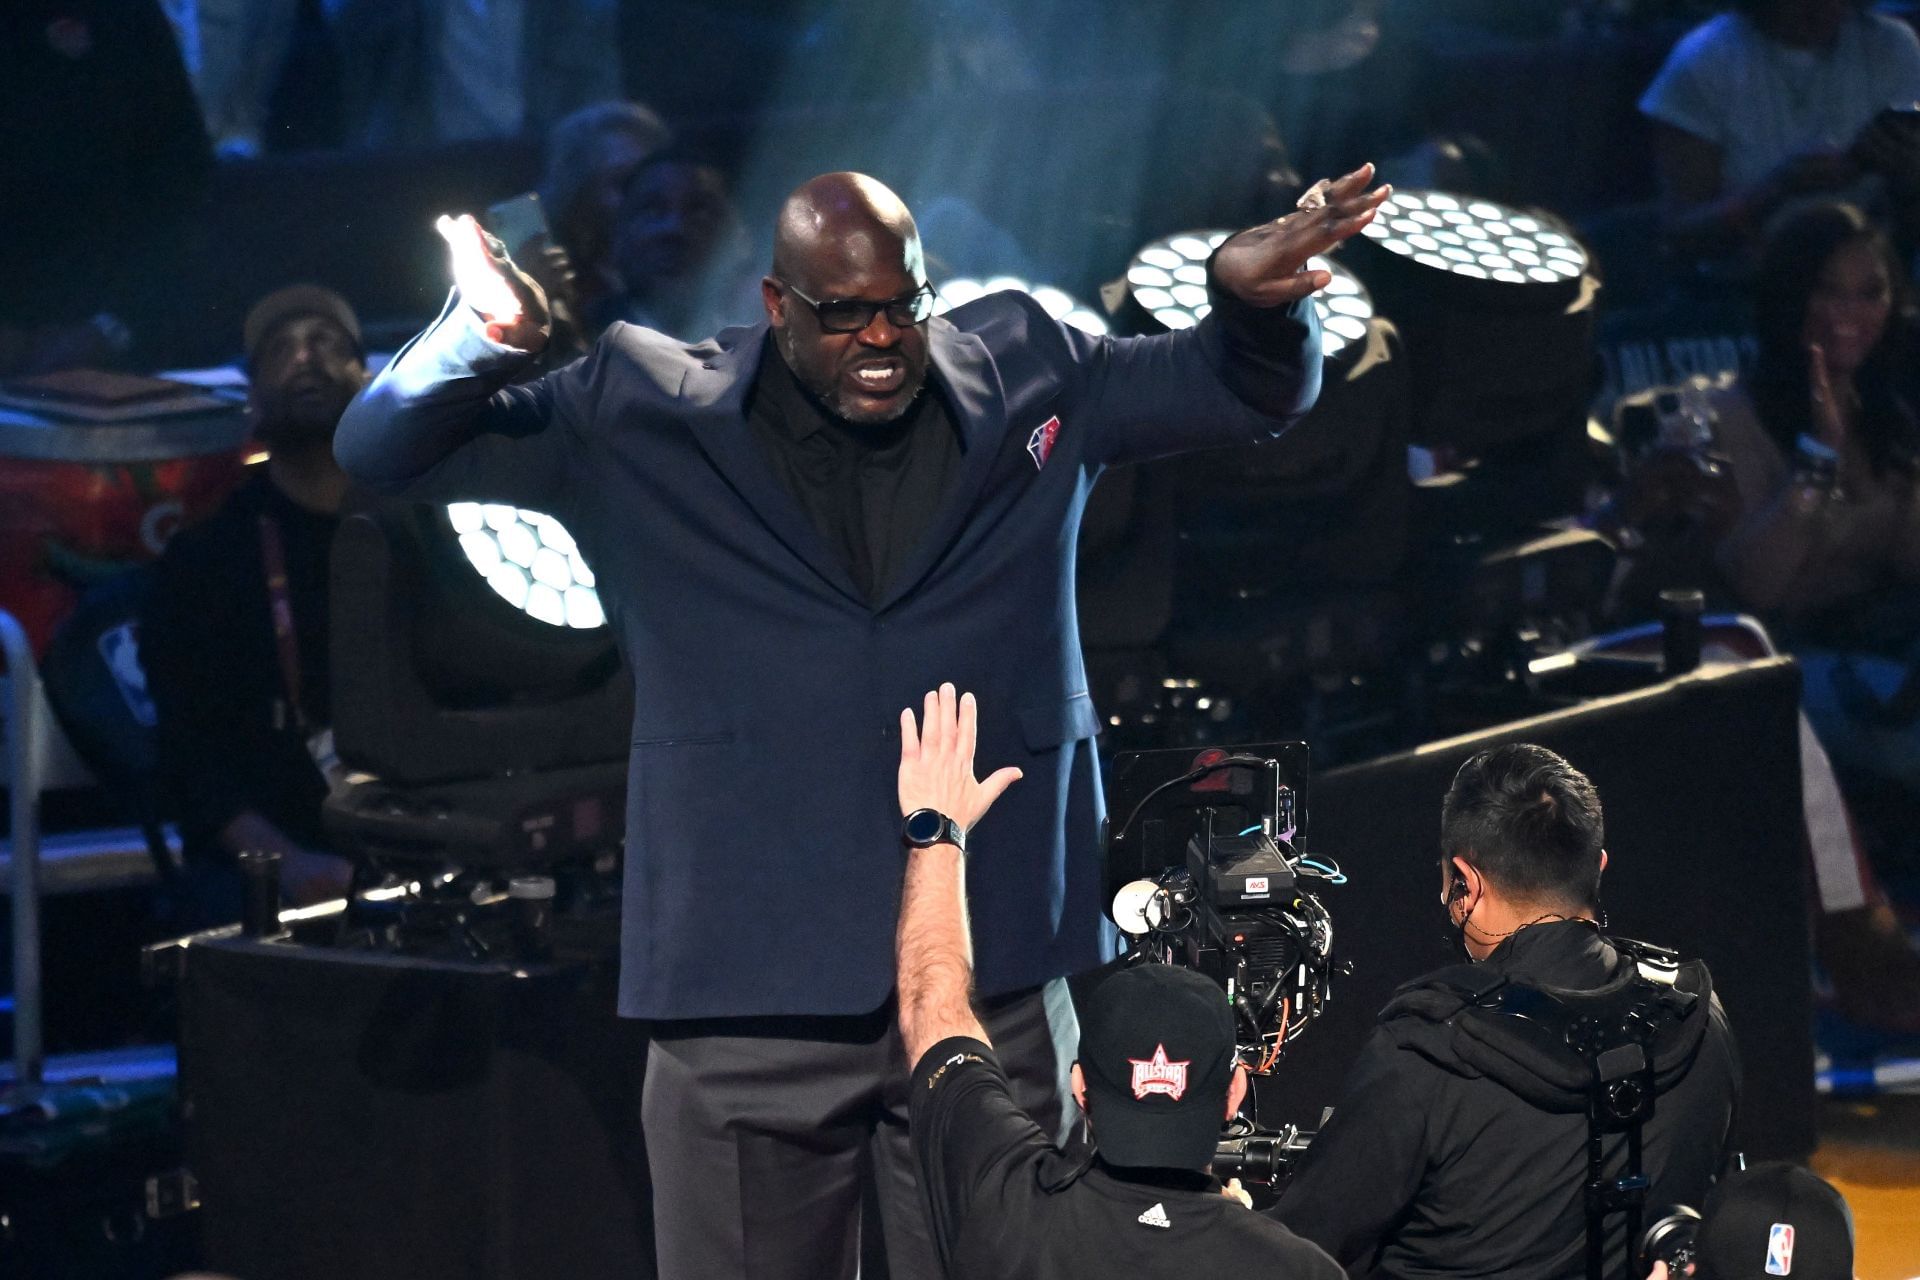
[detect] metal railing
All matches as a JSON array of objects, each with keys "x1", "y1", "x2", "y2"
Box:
[{"x1": 1, "y1": 607, "x2": 44, "y2": 1092}]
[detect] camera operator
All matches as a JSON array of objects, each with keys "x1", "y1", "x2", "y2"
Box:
[
  {"x1": 894, "y1": 683, "x2": 1342, "y2": 1279},
  {"x1": 1272, "y1": 743, "x2": 1741, "y2": 1279}
]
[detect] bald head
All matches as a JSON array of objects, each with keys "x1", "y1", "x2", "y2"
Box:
[
  {"x1": 761, "y1": 172, "x2": 935, "y2": 426},
  {"x1": 771, "y1": 172, "x2": 924, "y2": 295}
]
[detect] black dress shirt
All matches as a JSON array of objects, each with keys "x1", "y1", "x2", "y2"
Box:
[
  {"x1": 739, "y1": 257, "x2": 1301, "y2": 608},
  {"x1": 745, "y1": 343, "x2": 962, "y2": 605}
]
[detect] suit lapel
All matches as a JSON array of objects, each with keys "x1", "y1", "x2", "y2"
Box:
[
  {"x1": 872, "y1": 320, "x2": 1008, "y2": 613},
  {"x1": 674, "y1": 324, "x2": 866, "y2": 606}
]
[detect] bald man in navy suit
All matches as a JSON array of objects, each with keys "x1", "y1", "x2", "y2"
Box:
[{"x1": 337, "y1": 166, "x2": 1389, "y2": 1280}]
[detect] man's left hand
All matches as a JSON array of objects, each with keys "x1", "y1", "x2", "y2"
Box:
[
  {"x1": 898, "y1": 683, "x2": 1023, "y2": 832},
  {"x1": 1212, "y1": 163, "x2": 1392, "y2": 308}
]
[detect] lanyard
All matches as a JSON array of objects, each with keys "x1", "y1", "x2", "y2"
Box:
[{"x1": 258, "y1": 514, "x2": 309, "y2": 734}]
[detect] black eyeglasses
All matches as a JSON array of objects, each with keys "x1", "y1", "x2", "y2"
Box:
[{"x1": 779, "y1": 281, "x2": 936, "y2": 333}]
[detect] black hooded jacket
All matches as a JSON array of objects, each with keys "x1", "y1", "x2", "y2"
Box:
[{"x1": 1272, "y1": 920, "x2": 1740, "y2": 1279}]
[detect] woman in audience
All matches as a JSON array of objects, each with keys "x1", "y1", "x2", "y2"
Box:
[{"x1": 1711, "y1": 199, "x2": 1920, "y2": 1031}]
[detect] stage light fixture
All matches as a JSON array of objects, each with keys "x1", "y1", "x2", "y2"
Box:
[
  {"x1": 1123, "y1": 230, "x2": 1374, "y2": 360},
  {"x1": 446, "y1": 502, "x2": 605, "y2": 630},
  {"x1": 934, "y1": 276, "x2": 1110, "y2": 336},
  {"x1": 1358, "y1": 190, "x2": 1588, "y2": 288},
  {"x1": 1343, "y1": 187, "x2": 1598, "y2": 476}
]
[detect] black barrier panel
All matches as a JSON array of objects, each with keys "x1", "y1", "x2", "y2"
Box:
[
  {"x1": 181, "y1": 937, "x2": 654, "y2": 1280},
  {"x1": 1258, "y1": 657, "x2": 1815, "y2": 1160}
]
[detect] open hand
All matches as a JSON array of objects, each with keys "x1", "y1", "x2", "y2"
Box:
[
  {"x1": 898, "y1": 683, "x2": 1023, "y2": 832},
  {"x1": 1211, "y1": 162, "x2": 1392, "y2": 307},
  {"x1": 435, "y1": 213, "x2": 551, "y2": 352}
]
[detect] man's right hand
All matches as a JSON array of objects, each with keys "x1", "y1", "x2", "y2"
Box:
[
  {"x1": 898, "y1": 684, "x2": 1022, "y2": 833},
  {"x1": 435, "y1": 213, "x2": 552, "y2": 352}
]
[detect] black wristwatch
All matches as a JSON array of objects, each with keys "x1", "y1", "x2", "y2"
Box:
[{"x1": 903, "y1": 808, "x2": 966, "y2": 853}]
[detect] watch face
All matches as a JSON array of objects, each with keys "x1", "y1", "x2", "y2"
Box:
[{"x1": 905, "y1": 809, "x2": 945, "y2": 845}]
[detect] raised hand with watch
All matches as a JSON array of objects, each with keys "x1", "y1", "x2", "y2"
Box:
[
  {"x1": 895, "y1": 683, "x2": 1025, "y2": 1064},
  {"x1": 896, "y1": 683, "x2": 1024, "y2": 853}
]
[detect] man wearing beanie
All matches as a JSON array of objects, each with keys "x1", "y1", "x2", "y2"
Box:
[
  {"x1": 142, "y1": 284, "x2": 367, "y2": 916},
  {"x1": 891, "y1": 682, "x2": 1341, "y2": 1278}
]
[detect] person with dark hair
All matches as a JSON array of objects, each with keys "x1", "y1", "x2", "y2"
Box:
[
  {"x1": 601, "y1": 151, "x2": 764, "y2": 342},
  {"x1": 1717, "y1": 201, "x2": 1920, "y2": 614},
  {"x1": 337, "y1": 163, "x2": 1387, "y2": 1278},
  {"x1": 1272, "y1": 742, "x2": 1740, "y2": 1279},
  {"x1": 1703, "y1": 198, "x2": 1920, "y2": 1029},
  {"x1": 893, "y1": 683, "x2": 1342, "y2": 1279},
  {"x1": 538, "y1": 100, "x2": 674, "y2": 327},
  {"x1": 141, "y1": 285, "x2": 367, "y2": 915},
  {"x1": 1640, "y1": 0, "x2": 1920, "y2": 257}
]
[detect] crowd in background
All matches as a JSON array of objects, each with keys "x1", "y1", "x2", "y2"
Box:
[
  {"x1": 9, "y1": 0, "x2": 1920, "y2": 1019},
  {"x1": 2, "y1": 3, "x2": 1918, "y2": 1275}
]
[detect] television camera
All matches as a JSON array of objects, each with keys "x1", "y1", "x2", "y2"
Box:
[{"x1": 1104, "y1": 743, "x2": 1342, "y2": 1183}]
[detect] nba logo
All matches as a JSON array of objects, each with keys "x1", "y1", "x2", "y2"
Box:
[{"x1": 1765, "y1": 1221, "x2": 1794, "y2": 1275}]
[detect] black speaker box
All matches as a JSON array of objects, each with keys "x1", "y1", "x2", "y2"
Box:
[{"x1": 180, "y1": 937, "x2": 653, "y2": 1280}]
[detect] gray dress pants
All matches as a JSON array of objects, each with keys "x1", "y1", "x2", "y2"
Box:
[{"x1": 643, "y1": 980, "x2": 1079, "y2": 1280}]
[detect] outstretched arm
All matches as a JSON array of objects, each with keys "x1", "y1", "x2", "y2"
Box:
[
  {"x1": 895, "y1": 684, "x2": 1023, "y2": 1067},
  {"x1": 1062, "y1": 164, "x2": 1390, "y2": 466},
  {"x1": 334, "y1": 214, "x2": 585, "y2": 511}
]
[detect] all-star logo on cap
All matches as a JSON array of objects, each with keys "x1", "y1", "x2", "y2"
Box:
[{"x1": 1128, "y1": 1043, "x2": 1191, "y2": 1101}]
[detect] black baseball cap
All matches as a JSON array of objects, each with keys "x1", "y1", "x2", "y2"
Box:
[
  {"x1": 1696, "y1": 1163, "x2": 1853, "y2": 1280},
  {"x1": 1077, "y1": 963, "x2": 1237, "y2": 1170}
]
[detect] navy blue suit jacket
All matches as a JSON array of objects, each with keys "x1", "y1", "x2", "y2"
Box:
[{"x1": 336, "y1": 287, "x2": 1321, "y2": 1019}]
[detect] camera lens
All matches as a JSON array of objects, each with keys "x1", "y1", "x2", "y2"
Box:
[{"x1": 1638, "y1": 1206, "x2": 1702, "y2": 1272}]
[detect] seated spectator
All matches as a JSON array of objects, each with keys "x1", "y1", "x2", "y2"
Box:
[
  {"x1": 1640, "y1": 0, "x2": 1920, "y2": 261},
  {"x1": 1272, "y1": 744, "x2": 1739, "y2": 1279},
  {"x1": 140, "y1": 285, "x2": 366, "y2": 914},
  {"x1": 538, "y1": 101, "x2": 674, "y2": 329},
  {"x1": 600, "y1": 152, "x2": 765, "y2": 341},
  {"x1": 1703, "y1": 199, "x2": 1920, "y2": 1027},
  {"x1": 894, "y1": 684, "x2": 1342, "y2": 1279}
]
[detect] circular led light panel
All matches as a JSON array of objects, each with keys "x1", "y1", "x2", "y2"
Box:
[
  {"x1": 1359, "y1": 191, "x2": 1588, "y2": 284},
  {"x1": 1126, "y1": 230, "x2": 1375, "y2": 359},
  {"x1": 933, "y1": 276, "x2": 1110, "y2": 336},
  {"x1": 446, "y1": 502, "x2": 605, "y2": 630}
]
